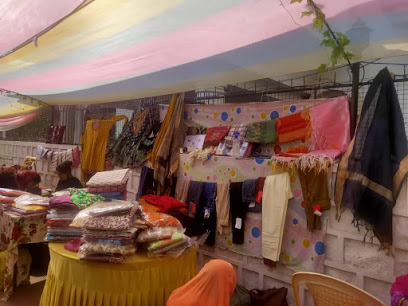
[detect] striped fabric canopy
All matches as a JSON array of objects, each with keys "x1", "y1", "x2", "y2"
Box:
[{"x1": 0, "y1": 0, "x2": 407, "y2": 106}]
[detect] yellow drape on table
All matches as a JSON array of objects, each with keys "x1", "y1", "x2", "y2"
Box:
[{"x1": 40, "y1": 243, "x2": 197, "y2": 306}]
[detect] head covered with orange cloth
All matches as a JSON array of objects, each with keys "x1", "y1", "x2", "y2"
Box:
[{"x1": 166, "y1": 259, "x2": 237, "y2": 306}]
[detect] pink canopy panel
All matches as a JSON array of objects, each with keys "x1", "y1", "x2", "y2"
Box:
[
  {"x1": 0, "y1": 0, "x2": 88, "y2": 57},
  {"x1": 0, "y1": 0, "x2": 407, "y2": 105}
]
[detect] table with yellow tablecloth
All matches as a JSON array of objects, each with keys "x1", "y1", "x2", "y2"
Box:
[{"x1": 40, "y1": 243, "x2": 197, "y2": 306}]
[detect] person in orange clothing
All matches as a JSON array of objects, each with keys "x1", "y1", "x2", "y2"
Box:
[{"x1": 166, "y1": 259, "x2": 237, "y2": 306}]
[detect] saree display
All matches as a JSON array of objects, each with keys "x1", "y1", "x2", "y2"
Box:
[{"x1": 335, "y1": 68, "x2": 408, "y2": 248}]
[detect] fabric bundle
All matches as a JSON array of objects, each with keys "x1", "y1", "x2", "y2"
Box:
[
  {"x1": 107, "y1": 100, "x2": 159, "y2": 169},
  {"x1": 245, "y1": 120, "x2": 276, "y2": 144},
  {"x1": 141, "y1": 195, "x2": 188, "y2": 213},
  {"x1": 85, "y1": 169, "x2": 131, "y2": 201},
  {"x1": 46, "y1": 194, "x2": 82, "y2": 242},
  {"x1": 275, "y1": 110, "x2": 310, "y2": 143},
  {"x1": 137, "y1": 201, "x2": 192, "y2": 258},
  {"x1": 73, "y1": 202, "x2": 139, "y2": 263},
  {"x1": 335, "y1": 68, "x2": 408, "y2": 249}
]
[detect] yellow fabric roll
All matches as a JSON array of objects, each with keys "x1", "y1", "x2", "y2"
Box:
[{"x1": 40, "y1": 243, "x2": 197, "y2": 306}]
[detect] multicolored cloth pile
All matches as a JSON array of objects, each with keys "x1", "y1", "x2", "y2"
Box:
[{"x1": 71, "y1": 201, "x2": 139, "y2": 263}]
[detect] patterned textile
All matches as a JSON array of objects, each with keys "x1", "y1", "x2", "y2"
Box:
[
  {"x1": 83, "y1": 228, "x2": 137, "y2": 238},
  {"x1": 83, "y1": 206, "x2": 137, "y2": 231},
  {"x1": 88, "y1": 184, "x2": 127, "y2": 194},
  {"x1": 245, "y1": 120, "x2": 275, "y2": 144},
  {"x1": 309, "y1": 96, "x2": 350, "y2": 152},
  {"x1": 86, "y1": 168, "x2": 131, "y2": 187},
  {"x1": 0, "y1": 209, "x2": 47, "y2": 299},
  {"x1": 224, "y1": 124, "x2": 248, "y2": 147},
  {"x1": 50, "y1": 146, "x2": 80, "y2": 172},
  {"x1": 107, "y1": 98, "x2": 159, "y2": 168},
  {"x1": 78, "y1": 252, "x2": 125, "y2": 263},
  {"x1": 204, "y1": 126, "x2": 230, "y2": 146},
  {"x1": 68, "y1": 188, "x2": 105, "y2": 209},
  {"x1": 275, "y1": 110, "x2": 310, "y2": 143},
  {"x1": 45, "y1": 126, "x2": 65, "y2": 144},
  {"x1": 79, "y1": 242, "x2": 137, "y2": 256}
]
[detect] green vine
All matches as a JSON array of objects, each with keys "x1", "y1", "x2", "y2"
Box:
[{"x1": 290, "y1": 0, "x2": 354, "y2": 72}]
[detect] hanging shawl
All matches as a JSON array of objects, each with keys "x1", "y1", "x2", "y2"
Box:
[
  {"x1": 107, "y1": 99, "x2": 158, "y2": 168},
  {"x1": 149, "y1": 93, "x2": 185, "y2": 195},
  {"x1": 335, "y1": 68, "x2": 408, "y2": 249}
]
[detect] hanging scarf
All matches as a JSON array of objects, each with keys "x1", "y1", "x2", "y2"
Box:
[
  {"x1": 275, "y1": 109, "x2": 310, "y2": 143},
  {"x1": 335, "y1": 68, "x2": 408, "y2": 249},
  {"x1": 149, "y1": 93, "x2": 185, "y2": 195}
]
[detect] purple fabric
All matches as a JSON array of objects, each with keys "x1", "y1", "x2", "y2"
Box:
[{"x1": 49, "y1": 194, "x2": 78, "y2": 210}]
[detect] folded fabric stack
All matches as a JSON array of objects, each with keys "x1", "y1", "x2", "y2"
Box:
[
  {"x1": 4, "y1": 192, "x2": 49, "y2": 216},
  {"x1": 86, "y1": 169, "x2": 132, "y2": 201},
  {"x1": 138, "y1": 201, "x2": 193, "y2": 258},
  {"x1": 71, "y1": 201, "x2": 139, "y2": 263},
  {"x1": 46, "y1": 194, "x2": 82, "y2": 242},
  {"x1": 141, "y1": 195, "x2": 188, "y2": 214}
]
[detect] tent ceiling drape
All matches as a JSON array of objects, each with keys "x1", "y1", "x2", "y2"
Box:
[{"x1": 0, "y1": 0, "x2": 407, "y2": 106}]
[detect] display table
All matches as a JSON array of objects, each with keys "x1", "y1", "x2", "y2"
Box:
[
  {"x1": 40, "y1": 243, "x2": 197, "y2": 306},
  {"x1": 0, "y1": 209, "x2": 47, "y2": 300}
]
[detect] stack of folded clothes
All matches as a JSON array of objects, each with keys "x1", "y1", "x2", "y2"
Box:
[
  {"x1": 0, "y1": 189, "x2": 48, "y2": 216},
  {"x1": 86, "y1": 169, "x2": 131, "y2": 201},
  {"x1": 71, "y1": 201, "x2": 138, "y2": 263},
  {"x1": 137, "y1": 205, "x2": 193, "y2": 258},
  {"x1": 46, "y1": 194, "x2": 82, "y2": 242}
]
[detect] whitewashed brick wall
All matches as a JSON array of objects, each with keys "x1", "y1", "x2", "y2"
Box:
[{"x1": 0, "y1": 141, "x2": 142, "y2": 200}]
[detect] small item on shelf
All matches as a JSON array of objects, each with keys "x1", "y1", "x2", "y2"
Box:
[{"x1": 231, "y1": 132, "x2": 241, "y2": 158}]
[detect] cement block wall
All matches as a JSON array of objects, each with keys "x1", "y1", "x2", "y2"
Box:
[{"x1": 0, "y1": 140, "x2": 405, "y2": 305}]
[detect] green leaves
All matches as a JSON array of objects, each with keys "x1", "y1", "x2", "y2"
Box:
[
  {"x1": 317, "y1": 64, "x2": 327, "y2": 72},
  {"x1": 301, "y1": 11, "x2": 313, "y2": 18},
  {"x1": 289, "y1": 0, "x2": 354, "y2": 70}
]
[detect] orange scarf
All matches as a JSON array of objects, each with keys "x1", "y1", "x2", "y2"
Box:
[
  {"x1": 167, "y1": 259, "x2": 237, "y2": 306},
  {"x1": 275, "y1": 109, "x2": 310, "y2": 143}
]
